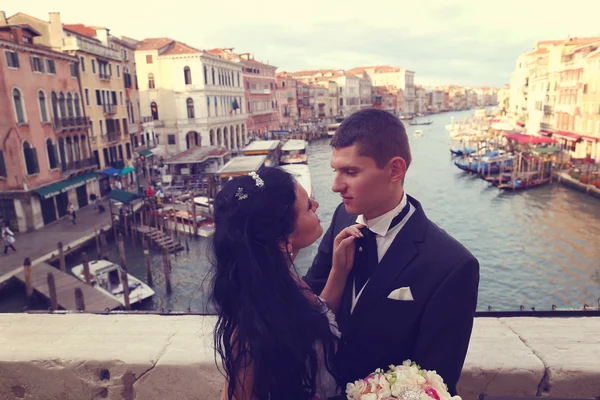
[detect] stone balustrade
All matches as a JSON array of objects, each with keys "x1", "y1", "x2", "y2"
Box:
[{"x1": 0, "y1": 315, "x2": 598, "y2": 400}]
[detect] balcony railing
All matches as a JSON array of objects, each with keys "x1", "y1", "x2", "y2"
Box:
[
  {"x1": 103, "y1": 104, "x2": 116, "y2": 115},
  {"x1": 60, "y1": 157, "x2": 97, "y2": 174},
  {"x1": 250, "y1": 88, "x2": 272, "y2": 95},
  {"x1": 62, "y1": 36, "x2": 120, "y2": 61},
  {"x1": 99, "y1": 73, "x2": 111, "y2": 81},
  {"x1": 543, "y1": 105, "x2": 553, "y2": 115},
  {"x1": 141, "y1": 116, "x2": 154, "y2": 124},
  {"x1": 102, "y1": 132, "x2": 121, "y2": 143},
  {"x1": 53, "y1": 116, "x2": 90, "y2": 132}
]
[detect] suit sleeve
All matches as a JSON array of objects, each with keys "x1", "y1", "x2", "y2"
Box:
[
  {"x1": 303, "y1": 203, "x2": 344, "y2": 295},
  {"x1": 412, "y1": 257, "x2": 479, "y2": 396}
]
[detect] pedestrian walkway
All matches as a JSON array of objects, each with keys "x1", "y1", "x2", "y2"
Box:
[{"x1": 0, "y1": 204, "x2": 111, "y2": 278}]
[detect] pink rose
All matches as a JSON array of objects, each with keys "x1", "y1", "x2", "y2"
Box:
[{"x1": 426, "y1": 387, "x2": 440, "y2": 400}]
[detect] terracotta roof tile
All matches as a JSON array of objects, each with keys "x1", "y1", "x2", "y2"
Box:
[
  {"x1": 136, "y1": 38, "x2": 174, "y2": 51},
  {"x1": 161, "y1": 41, "x2": 201, "y2": 55},
  {"x1": 63, "y1": 24, "x2": 98, "y2": 39}
]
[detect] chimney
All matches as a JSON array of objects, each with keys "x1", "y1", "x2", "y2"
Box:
[
  {"x1": 0, "y1": 11, "x2": 7, "y2": 26},
  {"x1": 48, "y1": 12, "x2": 63, "y2": 50}
]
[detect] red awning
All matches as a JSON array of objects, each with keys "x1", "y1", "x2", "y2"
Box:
[
  {"x1": 538, "y1": 129, "x2": 553, "y2": 137},
  {"x1": 504, "y1": 133, "x2": 557, "y2": 145},
  {"x1": 554, "y1": 131, "x2": 581, "y2": 141},
  {"x1": 580, "y1": 135, "x2": 599, "y2": 143}
]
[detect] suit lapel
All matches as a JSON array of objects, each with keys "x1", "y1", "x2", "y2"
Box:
[{"x1": 347, "y1": 196, "x2": 427, "y2": 332}]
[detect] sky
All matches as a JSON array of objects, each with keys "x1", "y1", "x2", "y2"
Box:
[{"x1": 3, "y1": 0, "x2": 600, "y2": 88}]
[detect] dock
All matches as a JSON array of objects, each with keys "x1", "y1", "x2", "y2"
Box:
[
  {"x1": 13, "y1": 263, "x2": 122, "y2": 312},
  {"x1": 135, "y1": 225, "x2": 184, "y2": 253}
]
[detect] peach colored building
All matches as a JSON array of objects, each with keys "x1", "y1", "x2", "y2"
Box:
[
  {"x1": 0, "y1": 20, "x2": 97, "y2": 231},
  {"x1": 276, "y1": 72, "x2": 298, "y2": 128},
  {"x1": 208, "y1": 49, "x2": 278, "y2": 139}
]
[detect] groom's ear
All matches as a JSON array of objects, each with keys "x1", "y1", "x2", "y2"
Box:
[{"x1": 389, "y1": 156, "x2": 407, "y2": 183}]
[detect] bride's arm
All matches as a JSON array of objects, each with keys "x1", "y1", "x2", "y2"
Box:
[
  {"x1": 221, "y1": 336, "x2": 257, "y2": 400},
  {"x1": 319, "y1": 224, "x2": 363, "y2": 314}
]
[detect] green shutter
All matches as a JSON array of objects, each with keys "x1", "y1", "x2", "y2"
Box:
[{"x1": 31, "y1": 148, "x2": 39, "y2": 174}]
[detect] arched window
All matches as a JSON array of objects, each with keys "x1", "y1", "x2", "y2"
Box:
[
  {"x1": 237, "y1": 72, "x2": 240, "y2": 87},
  {"x1": 58, "y1": 92, "x2": 66, "y2": 118},
  {"x1": 46, "y1": 138, "x2": 58, "y2": 169},
  {"x1": 186, "y1": 98, "x2": 195, "y2": 119},
  {"x1": 38, "y1": 90, "x2": 48, "y2": 123},
  {"x1": 13, "y1": 88, "x2": 25, "y2": 123},
  {"x1": 151, "y1": 102, "x2": 159, "y2": 120},
  {"x1": 148, "y1": 73, "x2": 155, "y2": 89},
  {"x1": 184, "y1": 67, "x2": 192, "y2": 85},
  {"x1": 212, "y1": 67, "x2": 215, "y2": 85},
  {"x1": 74, "y1": 94, "x2": 81, "y2": 117},
  {"x1": 51, "y1": 91, "x2": 59, "y2": 119},
  {"x1": 282, "y1": 81, "x2": 285, "y2": 87},
  {"x1": 204, "y1": 66, "x2": 208, "y2": 85},
  {"x1": 23, "y1": 141, "x2": 39, "y2": 175},
  {"x1": 66, "y1": 93, "x2": 74, "y2": 117}
]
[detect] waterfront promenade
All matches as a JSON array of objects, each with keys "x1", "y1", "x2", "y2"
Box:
[
  {"x1": 0, "y1": 205, "x2": 111, "y2": 281},
  {"x1": 0, "y1": 314, "x2": 598, "y2": 399}
]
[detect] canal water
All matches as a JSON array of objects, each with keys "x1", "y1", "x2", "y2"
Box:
[{"x1": 2, "y1": 110, "x2": 600, "y2": 313}]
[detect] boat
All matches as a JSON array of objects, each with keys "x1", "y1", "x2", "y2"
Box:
[
  {"x1": 413, "y1": 130, "x2": 423, "y2": 138},
  {"x1": 241, "y1": 140, "x2": 281, "y2": 167},
  {"x1": 280, "y1": 139, "x2": 308, "y2": 164},
  {"x1": 71, "y1": 260, "x2": 155, "y2": 306},
  {"x1": 399, "y1": 114, "x2": 414, "y2": 121},
  {"x1": 163, "y1": 208, "x2": 215, "y2": 237},
  {"x1": 280, "y1": 163, "x2": 314, "y2": 199},
  {"x1": 497, "y1": 176, "x2": 552, "y2": 191},
  {"x1": 327, "y1": 123, "x2": 341, "y2": 137},
  {"x1": 408, "y1": 119, "x2": 433, "y2": 126}
]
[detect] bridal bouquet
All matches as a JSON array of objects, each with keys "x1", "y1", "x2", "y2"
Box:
[{"x1": 345, "y1": 360, "x2": 461, "y2": 400}]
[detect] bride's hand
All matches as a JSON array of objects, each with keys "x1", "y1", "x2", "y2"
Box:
[{"x1": 332, "y1": 224, "x2": 365, "y2": 274}]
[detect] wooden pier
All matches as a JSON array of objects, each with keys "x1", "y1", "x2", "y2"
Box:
[
  {"x1": 135, "y1": 225, "x2": 184, "y2": 253},
  {"x1": 13, "y1": 263, "x2": 122, "y2": 312}
]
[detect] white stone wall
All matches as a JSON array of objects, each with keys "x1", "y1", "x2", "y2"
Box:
[{"x1": 0, "y1": 315, "x2": 599, "y2": 400}]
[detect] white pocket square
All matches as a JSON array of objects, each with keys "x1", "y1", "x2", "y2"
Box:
[{"x1": 387, "y1": 287, "x2": 414, "y2": 301}]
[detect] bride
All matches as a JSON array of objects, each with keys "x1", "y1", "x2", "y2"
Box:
[{"x1": 211, "y1": 167, "x2": 363, "y2": 400}]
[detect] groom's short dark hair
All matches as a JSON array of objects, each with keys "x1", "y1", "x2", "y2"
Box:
[{"x1": 330, "y1": 108, "x2": 412, "y2": 170}]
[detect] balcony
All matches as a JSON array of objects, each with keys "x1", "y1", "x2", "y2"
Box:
[
  {"x1": 62, "y1": 36, "x2": 121, "y2": 61},
  {"x1": 544, "y1": 105, "x2": 553, "y2": 115},
  {"x1": 61, "y1": 157, "x2": 97, "y2": 174},
  {"x1": 53, "y1": 116, "x2": 90, "y2": 132},
  {"x1": 141, "y1": 116, "x2": 154, "y2": 124},
  {"x1": 128, "y1": 123, "x2": 139, "y2": 135},
  {"x1": 251, "y1": 109, "x2": 276, "y2": 116},
  {"x1": 101, "y1": 132, "x2": 121, "y2": 143},
  {"x1": 99, "y1": 73, "x2": 111, "y2": 82},
  {"x1": 249, "y1": 88, "x2": 272, "y2": 95},
  {"x1": 103, "y1": 104, "x2": 116, "y2": 115}
]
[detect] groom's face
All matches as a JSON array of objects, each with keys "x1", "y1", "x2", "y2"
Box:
[{"x1": 331, "y1": 144, "x2": 395, "y2": 218}]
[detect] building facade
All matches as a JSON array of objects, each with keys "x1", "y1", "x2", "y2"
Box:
[
  {"x1": 0, "y1": 21, "x2": 98, "y2": 231},
  {"x1": 276, "y1": 72, "x2": 299, "y2": 129},
  {"x1": 135, "y1": 39, "x2": 248, "y2": 157}
]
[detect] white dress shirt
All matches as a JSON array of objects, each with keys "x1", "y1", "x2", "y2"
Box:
[{"x1": 351, "y1": 192, "x2": 415, "y2": 312}]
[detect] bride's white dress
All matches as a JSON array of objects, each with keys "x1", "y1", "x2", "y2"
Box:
[{"x1": 313, "y1": 296, "x2": 342, "y2": 400}]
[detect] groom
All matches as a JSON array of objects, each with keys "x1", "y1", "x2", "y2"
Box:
[{"x1": 304, "y1": 109, "x2": 479, "y2": 396}]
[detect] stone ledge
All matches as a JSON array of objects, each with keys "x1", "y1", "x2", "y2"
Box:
[{"x1": 0, "y1": 315, "x2": 599, "y2": 400}]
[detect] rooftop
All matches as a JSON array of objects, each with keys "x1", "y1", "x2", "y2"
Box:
[
  {"x1": 242, "y1": 140, "x2": 280, "y2": 152},
  {"x1": 165, "y1": 146, "x2": 229, "y2": 165},
  {"x1": 217, "y1": 155, "x2": 266, "y2": 175},
  {"x1": 281, "y1": 139, "x2": 307, "y2": 152}
]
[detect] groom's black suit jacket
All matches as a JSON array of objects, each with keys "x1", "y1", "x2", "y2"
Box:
[{"x1": 304, "y1": 196, "x2": 479, "y2": 396}]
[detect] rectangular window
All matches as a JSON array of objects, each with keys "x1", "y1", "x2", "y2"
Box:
[
  {"x1": 96, "y1": 90, "x2": 102, "y2": 105},
  {"x1": 46, "y1": 59, "x2": 56, "y2": 74},
  {"x1": 120, "y1": 92, "x2": 123, "y2": 105},
  {"x1": 80, "y1": 56, "x2": 85, "y2": 72},
  {"x1": 99, "y1": 120, "x2": 104, "y2": 135},
  {"x1": 90, "y1": 120, "x2": 95, "y2": 136},
  {"x1": 167, "y1": 134, "x2": 176, "y2": 145},
  {"x1": 146, "y1": 55, "x2": 153, "y2": 64},
  {"x1": 85, "y1": 88, "x2": 90, "y2": 106},
  {"x1": 109, "y1": 63, "x2": 112, "y2": 76},
  {"x1": 111, "y1": 91, "x2": 117, "y2": 105},
  {"x1": 30, "y1": 56, "x2": 44, "y2": 72},
  {"x1": 91, "y1": 59, "x2": 96, "y2": 74},
  {"x1": 5, "y1": 50, "x2": 19, "y2": 68},
  {"x1": 126, "y1": 143, "x2": 131, "y2": 159},
  {"x1": 117, "y1": 65, "x2": 120, "y2": 78},
  {"x1": 70, "y1": 63, "x2": 78, "y2": 77}
]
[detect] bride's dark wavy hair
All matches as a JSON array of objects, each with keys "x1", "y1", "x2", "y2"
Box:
[{"x1": 211, "y1": 166, "x2": 338, "y2": 400}]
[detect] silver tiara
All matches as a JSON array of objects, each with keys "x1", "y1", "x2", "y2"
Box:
[
  {"x1": 248, "y1": 171, "x2": 264, "y2": 187},
  {"x1": 235, "y1": 187, "x2": 248, "y2": 200}
]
